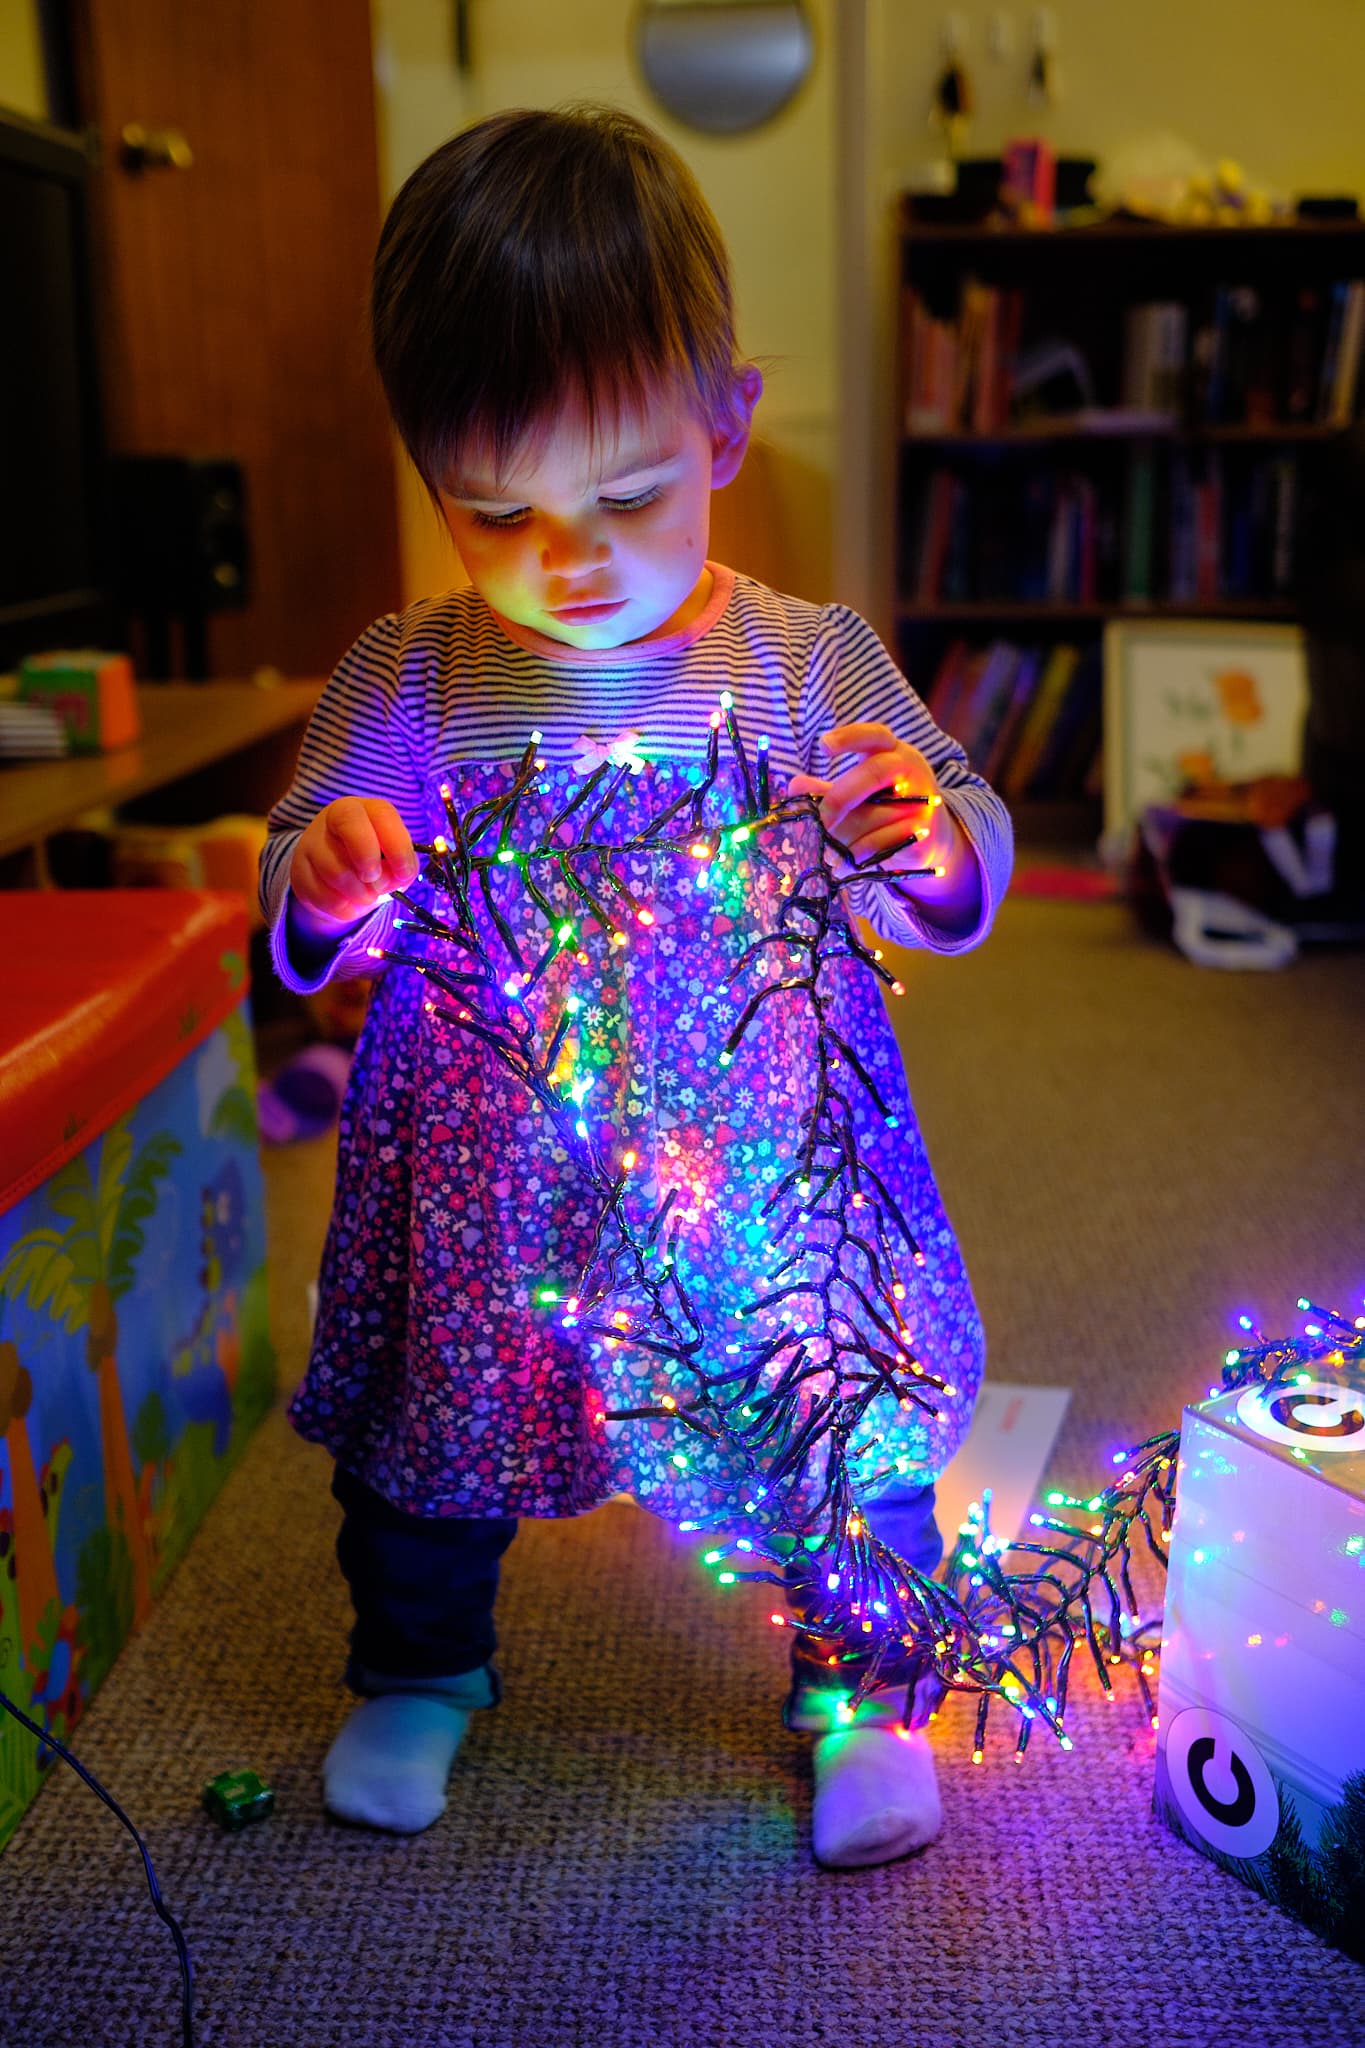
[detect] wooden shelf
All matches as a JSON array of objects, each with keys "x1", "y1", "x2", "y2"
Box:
[
  {"x1": 897, "y1": 600, "x2": 1298, "y2": 625},
  {"x1": 0, "y1": 679, "x2": 322, "y2": 861},
  {"x1": 897, "y1": 208, "x2": 1365, "y2": 244},
  {"x1": 903, "y1": 421, "x2": 1347, "y2": 447}
]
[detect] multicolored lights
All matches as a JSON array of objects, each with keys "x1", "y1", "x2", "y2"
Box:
[{"x1": 377, "y1": 704, "x2": 1363, "y2": 1761}]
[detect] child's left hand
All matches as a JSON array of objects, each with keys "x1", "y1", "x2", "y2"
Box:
[{"x1": 787, "y1": 723, "x2": 946, "y2": 876}]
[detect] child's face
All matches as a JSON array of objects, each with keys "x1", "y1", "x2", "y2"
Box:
[{"x1": 437, "y1": 376, "x2": 755, "y2": 648}]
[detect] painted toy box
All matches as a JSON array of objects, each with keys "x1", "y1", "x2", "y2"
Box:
[
  {"x1": 1154, "y1": 1360, "x2": 1365, "y2": 1958},
  {"x1": 0, "y1": 892, "x2": 275, "y2": 1850}
]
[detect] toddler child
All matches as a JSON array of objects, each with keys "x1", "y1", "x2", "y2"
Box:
[{"x1": 261, "y1": 103, "x2": 1012, "y2": 1870}]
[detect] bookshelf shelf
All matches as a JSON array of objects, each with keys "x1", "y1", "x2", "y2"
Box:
[
  {"x1": 895, "y1": 204, "x2": 1364, "y2": 835},
  {"x1": 896, "y1": 210, "x2": 1365, "y2": 246},
  {"x1": 904, "y1": 422, "x2": 1347, "y2": 447},
  {"x1": 900, "y1": 599, "x2": 1298, "y2": 622}
]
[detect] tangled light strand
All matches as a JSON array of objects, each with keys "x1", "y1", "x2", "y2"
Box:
[{"x1": 371, "y1": 706, "x2": 1363, "y2": 1758}]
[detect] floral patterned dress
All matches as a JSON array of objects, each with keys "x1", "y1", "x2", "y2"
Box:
[{"x1": 288, "y1": 751, "x2": 986, "y2": 1525}]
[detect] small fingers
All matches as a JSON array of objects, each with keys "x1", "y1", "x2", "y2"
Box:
[
  {"x1": 361, "y1": 798, "x2": 419, "y2": 888},
  {"x1": 819, "y1": 752, "x2": 909, "y2": 832},
  {"x1": 821, "y1": 722, "x2": 898, "y2": 758},
  {"x1": 292, "y1": 851, "x2": 376, "y2": 926},
  {"x1": 325, "y1": 797, "x2": 385, "y2": 886}
]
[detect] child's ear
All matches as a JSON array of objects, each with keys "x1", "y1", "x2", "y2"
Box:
[{"x1": 710, "y1": 364, "x2": 764, "y2": 488}]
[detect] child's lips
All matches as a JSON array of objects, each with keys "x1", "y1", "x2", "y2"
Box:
[{"x1": 549, "y1": 598, "x2": 626, "y2": 620}]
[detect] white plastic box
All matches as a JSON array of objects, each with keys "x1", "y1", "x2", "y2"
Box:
[{"x1": 1154, "y1": 1360, "x2": 1365, "y2": 1956}]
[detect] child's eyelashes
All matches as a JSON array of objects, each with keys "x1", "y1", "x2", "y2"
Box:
[{"x1": 471, "y1": 487, "x2": 663, "y2": 530}]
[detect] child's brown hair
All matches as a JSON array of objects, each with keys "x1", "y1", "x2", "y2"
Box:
[{"x1": 371, "y1": 102, "x2": 758, "y2": 503}]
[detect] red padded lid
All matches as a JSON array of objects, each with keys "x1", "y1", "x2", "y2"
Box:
[{"x1": 0, "y1": 891, "x2": 249, "y2": 1216}]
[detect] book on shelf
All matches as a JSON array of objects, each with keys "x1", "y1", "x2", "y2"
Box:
[
  {"x1": 955, "y1": 640, "x2": 1021, "y2": 762},
  {"x1": 902, "y1": 281, "x2": 1023, "y2": 433},
  {"x1": 982, "y1": 647, "x2": 1043, "y2": 783},
  {"x1": 920, "y1": 632, "x2": 1103, "y2": 803},
  {"x1": 998, "y1": 643, "x2": 1080, "y2": 798},
  {"x1": 1121, "y1": 302, "x2": 1187, "y2": 416},
  {"x1": 1285, "y1": 287, "x2": 1326, "y2": 420},
  {"x1": 1320, "y1": 279, "x2": 1365, "y2": 424},
  {"x1": 1027, "y1": 646, "x2": 1102, "y2": 798},
  {"x1": 1122, "y1": 446, "x2": 1156, "y2": 601},
  {"x1": 924, "y1": 637, "x2": 972, "y2": 729}
]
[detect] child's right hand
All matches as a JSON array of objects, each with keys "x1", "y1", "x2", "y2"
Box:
[{"x1": 289, "y1": 797, "x2": 419, "y2": 932}]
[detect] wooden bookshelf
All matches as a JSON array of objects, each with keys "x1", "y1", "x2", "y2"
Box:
[{"x1": 895, "y1": 210, "x2": 1365, "y2": 838}]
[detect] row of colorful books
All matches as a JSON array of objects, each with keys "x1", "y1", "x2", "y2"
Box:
[
  {"x1": 910, "y1": 468, "x2": 1103, "y2": 604},
  {"x1": 1154, "y1": 449, "x2": 1297, "y2": 604},
  {"x1": 1127, "y1": 282, "x2": 1365, "y2": 426},
  {"x1": 903, "y1": 283, "x2": 1024, "y2": 434},
  {"x1": 909, "y1": 449, "x2": 1299, "y2": 605},
  {"x1": 904, "y1": 278, "x2": 1365, "y2": 434},
  {"x1": 925, "y1": 638, "x2": 1102, "y2": 801}
]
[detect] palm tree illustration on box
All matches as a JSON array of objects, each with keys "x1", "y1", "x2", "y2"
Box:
[
  {"x1": 0, "y1": 1115, "x2": 180, "y2": 1631},
  {"x1": 0, "y1": 1335, "x2": 65, "y2": 1667}
]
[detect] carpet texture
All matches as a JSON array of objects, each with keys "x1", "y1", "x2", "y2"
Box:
[{"x1": 4, "y1": 895, "x2": 1364, "y2": 2048}]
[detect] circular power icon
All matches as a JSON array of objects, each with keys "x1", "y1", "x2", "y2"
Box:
[
  {"x1": 1236, "y1": 1380, "x2": 1365, "y2": 1454},
  {"x1": 1166, "y1": 1707, "x2": 1280, "y2": 1858}
]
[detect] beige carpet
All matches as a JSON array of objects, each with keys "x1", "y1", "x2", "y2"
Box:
[{"x1": 4, "y1": 894, "x2": 1364, "y2": 2048}]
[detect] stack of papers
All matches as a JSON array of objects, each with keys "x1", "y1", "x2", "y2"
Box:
[{"x1": 0, "y1": 701, "x2": 69, "y2": 759}]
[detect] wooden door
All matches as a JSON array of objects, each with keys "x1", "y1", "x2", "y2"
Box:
[{"x1": 68, "y1": 0, "x2": 403, "y2": 679}]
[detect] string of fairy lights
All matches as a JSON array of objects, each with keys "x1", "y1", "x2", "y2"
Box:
[{"x1": 369, "y1": 696, "x2": 1365, "y2": 1760}]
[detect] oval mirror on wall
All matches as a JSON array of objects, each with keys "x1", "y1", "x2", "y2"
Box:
[{"x1": 634, "y1": 1, "x2": 816, "y2": 137}]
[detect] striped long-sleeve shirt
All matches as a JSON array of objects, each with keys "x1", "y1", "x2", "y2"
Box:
[{"x1": 260, "y1": 560, "x2": 1013, "y2": 991}]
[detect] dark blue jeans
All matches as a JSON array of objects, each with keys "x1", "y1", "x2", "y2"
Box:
[
  {"x1": 331, "y1": 1464, "x2": 518, "y2": 1696},
  {"x1": 331, "y1": 1463, "x2": 942, "y2": 1710}
]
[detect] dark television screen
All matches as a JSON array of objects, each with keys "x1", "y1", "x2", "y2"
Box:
[{"x1": 0, "y1": 111, "x2": 107, "y2": 667}]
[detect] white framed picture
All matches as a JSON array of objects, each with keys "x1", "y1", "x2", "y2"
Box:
[{"x1": 1102, "y1": 620, "x2": 1308, "y2": 837}]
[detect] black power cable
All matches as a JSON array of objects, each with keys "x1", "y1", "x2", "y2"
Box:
[{"x1": 0, "y1": 1686, "x2": 195, "y2": 2046}]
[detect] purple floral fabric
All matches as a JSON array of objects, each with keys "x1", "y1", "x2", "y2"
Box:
[{"x1": 288, "y1": 758, "x2": 985, "y2": 1522}]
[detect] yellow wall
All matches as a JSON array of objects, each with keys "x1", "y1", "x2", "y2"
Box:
[
  {"x1": 370, "y1": 0, "x2": 836, "y2": 609},
  {"x1": 875, "y1": 3, "x2": 1365, "y2": 201},
  {"x1": 0, "y1": 0, "x2": 49, "y2": 121}
]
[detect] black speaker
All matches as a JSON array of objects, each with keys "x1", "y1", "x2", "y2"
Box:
[{"x1": 109, "y1": 453, "x2": 250, "y2": 614}]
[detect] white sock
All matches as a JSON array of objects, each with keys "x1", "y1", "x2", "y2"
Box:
[
  {"x1": 811, "y1": 1721, "x2": 943, "y2": 1869},
  {"x1": 323, "y1": 1693, "x2": 472, "y2": 1834}
]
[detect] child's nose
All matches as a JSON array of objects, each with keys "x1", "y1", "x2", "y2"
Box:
[{"x1": 540, "y1": 522, "x2": 610, "y2": 576}]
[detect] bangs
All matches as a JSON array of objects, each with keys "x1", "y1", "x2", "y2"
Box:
[{"x1": 372, "y1": 105, "x2": 743, "y2": 501}]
